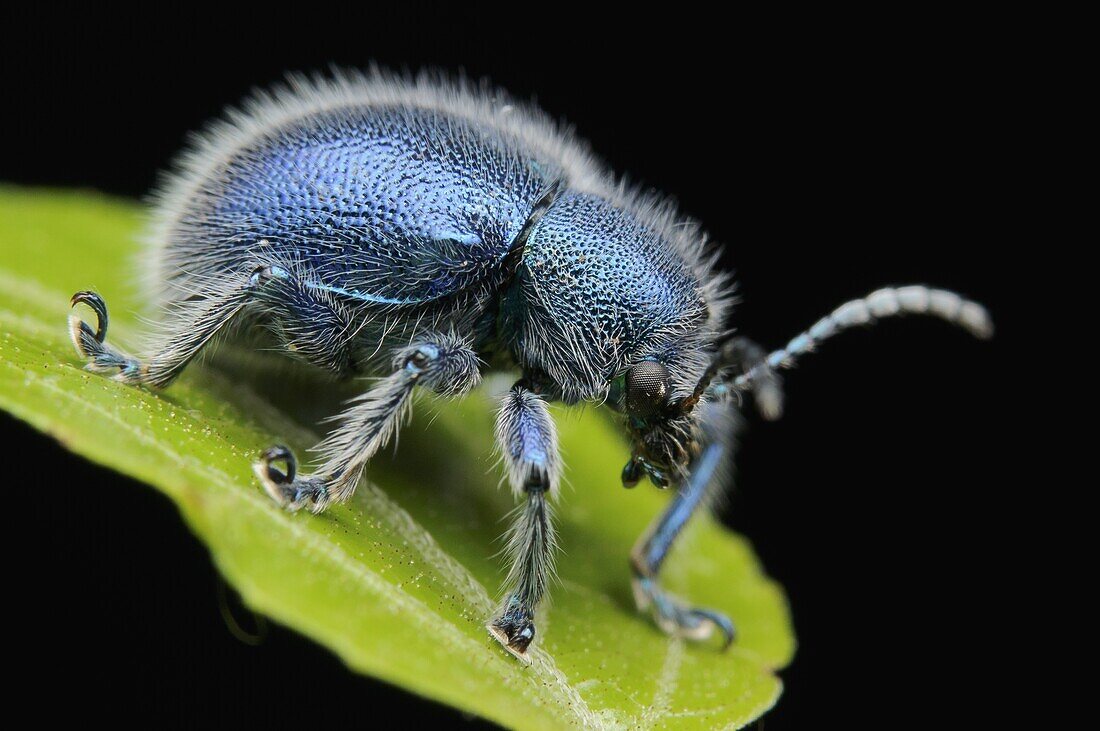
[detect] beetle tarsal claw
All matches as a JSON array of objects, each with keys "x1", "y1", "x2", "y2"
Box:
[
  {"x1": 254, "y1": 446, "x2": 331, "y2": 513},
  {"x1": 677, "y1": 608, "x2": 736, "y2": 649},
  {"x1": 633, "y1": 576, "x2": 736, "y2": 649},
  {"x1": 488, "y1": 600, "x2": 535, "y2": 663},
  {"x1": 487, "y1": 623, "x2": 533, "y2": 664},
  {"x1": 69, "y1": 290, "x2": 109, "y2": 347}
]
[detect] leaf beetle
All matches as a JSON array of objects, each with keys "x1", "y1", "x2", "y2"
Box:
[{"x1": 68, "y1": 69, "x2": 992, "y2": 661}]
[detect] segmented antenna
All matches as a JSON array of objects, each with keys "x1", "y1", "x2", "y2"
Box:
[{"x1": 732, "y1": 285, "x2": 992, "y2": 394}]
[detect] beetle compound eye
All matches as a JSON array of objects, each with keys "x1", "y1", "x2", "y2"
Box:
[{"x1": 625, "y1": 361, "x2": 672, "y2": 417}]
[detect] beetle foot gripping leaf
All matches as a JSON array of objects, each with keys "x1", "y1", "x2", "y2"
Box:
[
  {"x1": 69, "y1": 290, "x2": 146, "y2": 382},
  {"x1": 254, "y1": 445, "x2": 332, "y2": 513},
  {"x1": 488, "y1": 595, "x2": 536, "y2": 663},
  {"x1": 633, "y1": 576, "x2": 736, "y2": 648},
  {"x1": 254, "y1": 336, "x2": 482, "y2": 516}
]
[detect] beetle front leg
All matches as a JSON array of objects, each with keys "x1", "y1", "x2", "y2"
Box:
[
  {"x1": 631, "y1": 403, "x2": 738, "y2": 647},
  {"x1": 488, "y1": 381, "x2": 560, "y2": 661},
  {"x1": 702, "y1": 336, "x2": 784, "y2": 420},
  {"x1": 256, "y1": 333, "x2": 480, "y2": 513}
]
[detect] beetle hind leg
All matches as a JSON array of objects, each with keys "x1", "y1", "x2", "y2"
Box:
[
  {"x1": 67, "y1": 264, "x2": 289, "y2": 388},
  {"x1": 69, "y1": 291, "x2": 149, "y2": 383}
]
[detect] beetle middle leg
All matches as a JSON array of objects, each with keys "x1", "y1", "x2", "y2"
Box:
[
  {"x1": 631, "y1": 401, "x2": 738, "y2": 647},
  {"x1": 488, "y1": 380, "x2": 560, "y2": 661},
  {"x1": 256, "y1": 333, "x2": 481, "y2": 513}
]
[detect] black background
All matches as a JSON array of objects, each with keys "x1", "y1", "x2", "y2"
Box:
[{"x1": 2, "y1": 5, "x2": 1023, "y2": 729}]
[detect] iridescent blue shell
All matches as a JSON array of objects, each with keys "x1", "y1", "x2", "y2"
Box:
[{"x1": 147, "y1": 71, "x2": 730, "y2": 401}]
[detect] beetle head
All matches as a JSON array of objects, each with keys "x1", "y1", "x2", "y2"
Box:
[{"x1": 612, "y1": 359, "x2": 708, "y2": 488}]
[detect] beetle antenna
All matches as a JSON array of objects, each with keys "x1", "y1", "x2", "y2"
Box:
[{"x1": 730, "y1": 285, "x2": 992, "y2": 395}]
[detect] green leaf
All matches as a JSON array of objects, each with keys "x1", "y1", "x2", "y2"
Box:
[{"x1": 0, "y1": 186, "x2": 795, "y2": 730}]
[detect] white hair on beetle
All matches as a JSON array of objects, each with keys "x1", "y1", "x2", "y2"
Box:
[{"x1": 142, "y1": 67, "x2": 735, "y2": 379}]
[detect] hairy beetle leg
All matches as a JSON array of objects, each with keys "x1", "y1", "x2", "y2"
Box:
[
  {"x1": 254, "y1": 446, "x2": 332, "y2": 513},
  {"x1": 487, "y1": 381, "x2": 559, "y2": 661},
  {"x1": 257, "y1": 334, "x2": 482, "y2": 515},
  {"x1": 632, "y1": 576, "x2": 736, "y2": 647},
  {"x1": 68, "y1": 266, "x2": 272, "y2": 389},
  {"x1": 69, "y1": 291, "x2": 147, "y2": 382}
]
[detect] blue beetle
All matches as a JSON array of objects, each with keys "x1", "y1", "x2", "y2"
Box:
[{"x1": 68, "y1": 70, "x2": 992, "y2": 661}]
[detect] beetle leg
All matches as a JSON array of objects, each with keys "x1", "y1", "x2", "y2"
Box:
[
  {"x1": 701, "y1": 336, "x2": 784, "y2": 421},
  {"x1": 256, "y1": 333, "x2": 480, "y2": 513},
  {"x1": 67, "y1": 264, "x2": 297, "y2": 388},
  {"x1": 488, "y1": 381, "x2": 560, "y2": 662},
  {"x1": 631, "y1": 401, "x2": 739, "y2": 647}
]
